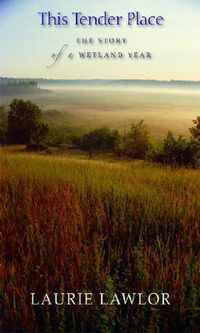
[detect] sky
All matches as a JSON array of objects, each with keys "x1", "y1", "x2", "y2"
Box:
[{"x1": 0, "y1": 0, "x2": 200, "y2": 80}]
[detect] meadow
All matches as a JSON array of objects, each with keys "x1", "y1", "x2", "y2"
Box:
[{"x1": 0, "y1": 147, "x2": 199, "y2": 332}]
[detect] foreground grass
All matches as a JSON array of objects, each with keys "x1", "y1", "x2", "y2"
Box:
[{"x1": 0, "y1": 148, "x2": 200, "y2": 332}]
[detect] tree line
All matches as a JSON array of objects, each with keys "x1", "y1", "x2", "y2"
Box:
[
  {"x1": 0, "y1": 78, "x2": 38, "y2": 87},
  {"x1": 0, "y1": 99, "x2": 200, "y2": 167}
]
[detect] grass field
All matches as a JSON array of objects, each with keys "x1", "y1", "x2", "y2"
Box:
[{"x1": 0, "y1": 147, "x2": 200, "y2": 332}]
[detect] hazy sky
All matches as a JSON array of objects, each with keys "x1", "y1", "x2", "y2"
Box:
[{"x1": 0, "y1": 0, "x2": 200, "y2": 80}]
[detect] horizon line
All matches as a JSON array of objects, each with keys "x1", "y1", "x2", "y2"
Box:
[{"x1": 1, "y1": 77, "x2": 200, "y2": 83}]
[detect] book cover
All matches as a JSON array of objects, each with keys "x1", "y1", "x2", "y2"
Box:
[{"x1": 0, "y1": 1, "x2": 199, "y2": 332}]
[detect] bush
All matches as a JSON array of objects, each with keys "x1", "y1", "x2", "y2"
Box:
[
  {"x1": 120, "y1": 120, "x2": 152, "y2": 158},
  {"x1": 26, "y1": 142, "x2": 48, "y2": 152},
  {"x1": 190, "y1": 116, "x2": 200, "y2": 142},
  {"x1": 80, "y1": 127, "x2": 119, "y2": 157},
  {"x1": 151, "y1": 131, "x2": 198, "y2": 167}
]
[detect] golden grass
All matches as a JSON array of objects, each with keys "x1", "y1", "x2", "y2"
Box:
[{"x1": 0, "y1": 148, "x2": 200, "y2": 332}]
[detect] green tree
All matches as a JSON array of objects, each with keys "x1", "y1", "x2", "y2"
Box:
[
  {"x1": 81, "y1": 127, "x2": 119, "y2": 157},
  {"x1": 122, "y1": 120, "x2": 151, "y2": 158},
  {"x1": 151, "y1": 131, "x2": 197, "y2": 167},
  {"x1": 30, "y1": 122, "x2": 50, "y2": 144},
  {"x1": 163, "y1": 131, "x2": 194, "y2": 166},
  {"x1": 7, "y1": 99, "x2": 49, "y2": 144},
  {"x1": 190, "y1": 116, "x2": 200, "y2": 142},
  {"x1": 0, "y1": 106, "x2": 8, "y2": 145},
  {"x1": 189, "y1": 116, "x2": 200, "y2": 166}
]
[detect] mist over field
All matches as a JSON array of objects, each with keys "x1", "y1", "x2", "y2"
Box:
[{"x1": 1, "y1": 79, "x2": 200, "y2": 139}]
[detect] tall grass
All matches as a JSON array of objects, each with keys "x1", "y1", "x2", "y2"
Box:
[{"x1": 0, "y1": 149, "x2": 200, "y2": 332}]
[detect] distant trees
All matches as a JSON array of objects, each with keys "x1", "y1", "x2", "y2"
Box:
[
  {"x1": 7, "y1": 99, "x2": 49, "y2": 146},
  {"x1": 0, "y1": 78, "x2": 38, "y2": 88}
]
